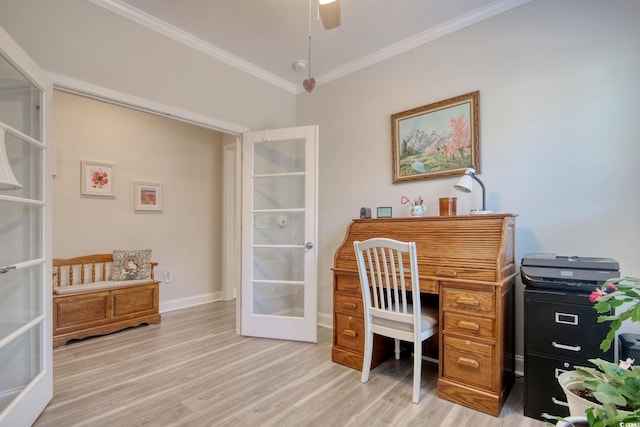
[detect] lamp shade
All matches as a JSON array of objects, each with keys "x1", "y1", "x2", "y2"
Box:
[
  {"x1": 453, "y1": 174, "x2": 473, "y2": 193},
  {"x1": 0, "y1": 127, "x2": 22, "y2": 190},
  {"x1": 452, "y1": 165, "x2": 491, "y2": 214}
]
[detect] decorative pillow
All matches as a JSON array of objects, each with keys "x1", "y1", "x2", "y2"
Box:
[{"x1": 111, "y1": 249, "x2": 152, "y2": 281}]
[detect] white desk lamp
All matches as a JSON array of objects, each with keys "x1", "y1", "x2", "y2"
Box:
[{"x1": 453, "y1": 165, "x2": 491, "y2": 214}]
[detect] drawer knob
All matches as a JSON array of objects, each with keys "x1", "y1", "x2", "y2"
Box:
[
  {"x1": 342, "y1": 329, "x2": 357, "y2": 338},
  {"x1": 436, "y1": 269, "x2": 457, "y2": 278},
  {"x1": 343, "y1": 302, "x2": 357, "y2": 309},
  {"x1": 457, "y1": 320, "x2": 480, "y2": 331},
  {"x1": 551, "y1": 341, "x2": 581, "y2": 352},
  {"x1": 456, "y1": 297, "x2": 480, "y2": 306},
  {"x1": 456, "y1": 357, "x2": 479, "y2": 369}
]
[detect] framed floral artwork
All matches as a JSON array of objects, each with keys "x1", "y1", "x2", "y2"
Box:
[
  {"x1": 134, "y1": 181, "x2": 163, "y2": 211},
  {"x1": 391, "y1": 91, "x2": 480, "y2": 183},
  {"x1": 81, "y1": 160, "x2": 115, "y2": 197}
]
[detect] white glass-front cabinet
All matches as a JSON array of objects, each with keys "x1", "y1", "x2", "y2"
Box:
[{"x1": 0, "y1": 26, "x2": 53, "y2": 427}]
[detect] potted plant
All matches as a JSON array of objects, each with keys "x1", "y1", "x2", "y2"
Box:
[
  {"x1": 544, "y1": 277, "x2": 640, "y2": 427},
  {"x1": 553, "y1": 416, "x2": 590, "y2": 427}
]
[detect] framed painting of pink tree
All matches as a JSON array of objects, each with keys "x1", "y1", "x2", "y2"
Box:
[{"x1": 391, "y1": 91, "x2": 480, "y2": 183}]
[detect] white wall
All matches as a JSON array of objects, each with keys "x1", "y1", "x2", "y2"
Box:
[
  {"x1": 296, "y1": 0, "x2": 640, "y2": 359},
  {"x1": 2, "y1": 0, "x2": 639, "y2": 363},
  {"x1": 53, "y1": 90, "x2": 225, "y2": 309},
  {"x1": 0, "y1": 0, "x2": 296, "y2": 131}
]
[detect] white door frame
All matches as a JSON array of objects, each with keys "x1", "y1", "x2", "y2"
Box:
[
  {"x1": 222, "y1": 136, "x2": 240, "y2": 302},
  {"x1": 221, "y1": 136, "x2": 242, "y2": 334},
  {"x1": 49, "y1": 75, "x2": 247, "y2": 321}
]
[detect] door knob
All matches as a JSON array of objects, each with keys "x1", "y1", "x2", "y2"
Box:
[
  {"x1": 0, "y1": 265, "x2": 17, "y2": 274},
  {"x1": 299, "y1": 242, "x2": 314, "y2": 249}
]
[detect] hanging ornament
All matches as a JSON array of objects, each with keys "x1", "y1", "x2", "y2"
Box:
[{"x1": 303, "y1": 0, "x2": 316, "y2": 93}]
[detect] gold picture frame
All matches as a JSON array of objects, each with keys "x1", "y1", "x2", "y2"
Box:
[{"x1": 391, "y1": 91, "x2": 480, "y2": 183}]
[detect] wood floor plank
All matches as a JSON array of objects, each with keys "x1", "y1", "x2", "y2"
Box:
[{"x1": 34, "y1": 301, "x2": 546, "y2": 427}]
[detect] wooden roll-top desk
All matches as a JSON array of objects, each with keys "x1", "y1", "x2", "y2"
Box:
[{"x1": 332, "y1": 214, "x2": 517, "y2": 416}]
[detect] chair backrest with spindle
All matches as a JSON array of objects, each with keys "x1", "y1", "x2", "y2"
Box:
[{"x1": 354, "y1": 238, "x2": 421, "y2": 335}]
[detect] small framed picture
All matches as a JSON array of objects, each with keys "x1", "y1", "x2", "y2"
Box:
[
  {"x1": 134, "y1": 181, "x2": 163, "y2": 211},
  {"x1": 377, "y1": 207, "x2": 392, "y2": 218},
  {"x1": 81, "y1": 160, "x2": 115, "y2": 197}
]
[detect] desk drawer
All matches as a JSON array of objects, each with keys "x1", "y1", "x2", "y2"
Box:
[
  {"x1": 442, "y1": 287, "x2": 495, "y2": 316},
  {"x1": 335, "y1": 274, "x2": 361, "y2": 293},
  {"x1": 444, "y1": 312, "x2": 495, "y2": 339},
  {"x1": 335, "y1": 294, "x2": 363, "y2": 316},
  {"x1": 443, "y1": 336, "x2": 495, "y2": 390},
  {"x1": 335, "y1": 313, "x2": 364, "y2": 352}
]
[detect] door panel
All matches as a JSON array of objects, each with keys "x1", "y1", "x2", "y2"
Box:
[
  {"x1": 241, "y1": 126, "x2": 318, "y2": 343},
  {"x1": 0, "y1": 24, "x2": 52, "y2": 426}
]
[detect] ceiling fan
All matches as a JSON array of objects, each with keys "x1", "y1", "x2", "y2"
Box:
[{"x1": 319, "y1": 0, "x2": 341, "y2": 30}]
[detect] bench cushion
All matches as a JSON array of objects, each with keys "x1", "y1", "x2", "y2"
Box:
[{"x1": 53, "y1": 279, "x2": 155, "y2": 295}]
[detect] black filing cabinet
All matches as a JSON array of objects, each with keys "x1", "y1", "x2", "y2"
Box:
[{"x1": 524, "y1": 288, "x2": 613, "y2": 420}]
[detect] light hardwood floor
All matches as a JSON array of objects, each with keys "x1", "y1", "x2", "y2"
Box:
[{"x1": 35, "y1": 301, "x2": 546, "y2": 427}]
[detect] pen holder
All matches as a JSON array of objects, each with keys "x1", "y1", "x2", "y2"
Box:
[{"x1": 411, "y1": 205, "x2": 425, "y2": 216}]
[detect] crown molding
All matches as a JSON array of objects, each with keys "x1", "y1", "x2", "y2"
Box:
[
  {"x1": 91, "y1": 0, "x2": 529, "y2": 94},
  {"x1": 317, "y1": 0, "x2": 531, "y2": 86},
  {"x1": 49, "y1": 72, "x2": 249, "y2": 135},
  {"x1": 89, "y1": 0, "x2": 297, "y2": 94}
]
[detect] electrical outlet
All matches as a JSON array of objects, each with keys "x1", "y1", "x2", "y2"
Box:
[{"x1": 164, "y1": 270, "x2": 172, "y2": 283}]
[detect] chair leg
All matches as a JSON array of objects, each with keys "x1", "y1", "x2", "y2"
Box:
[
  {"x1": 394, "y1": 339, "x2": 400, "y2": 360},
  {"x1": 412, "y1": 341, "x2": 422, "y2": 403},
  {"x1": 361, "y1": 330, "x2": 374, "y2": 383}
]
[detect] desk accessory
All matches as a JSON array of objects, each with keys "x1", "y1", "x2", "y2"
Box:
[
  {"x1": 359, "y1": 207, "x2": 371, "y2": 218},
  {"x1": 453, "y1": 165, "x2": 491, "y2": 214},
  {"x1": 376, "y1": 207, "x2": 392, "y2": 218}
]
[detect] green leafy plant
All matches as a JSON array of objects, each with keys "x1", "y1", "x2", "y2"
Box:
[
  {"x1": 543, "y1": 277, "x2": 640, "y2": 427},
  {"x1": 575, "y1": 358, "x2": 640, "y2": 420},
  {"x1": 592, "y1": 277, "x2": 640, "y2": 352}
]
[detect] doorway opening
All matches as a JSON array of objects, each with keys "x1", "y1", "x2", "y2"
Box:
[{"x1": 51, "y1": 80, "x2": 243, "y2": 316}]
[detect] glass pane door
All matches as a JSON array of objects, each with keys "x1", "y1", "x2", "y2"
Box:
[
  {"x1": 241, "y1": 126, "x2": 318, "y2": 343},
  {"x1": 0, "y1": 24, "x2": 52, "y2": 426},
  {"x1": 252, "y1": 138, "x2": 306, "y2": 318}
]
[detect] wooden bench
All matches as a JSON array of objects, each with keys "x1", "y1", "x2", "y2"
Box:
[{"x1": 52, "y1": 253, "x2": 161, "y2": 348}]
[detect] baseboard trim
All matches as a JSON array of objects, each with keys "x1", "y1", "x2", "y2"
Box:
[
  {"x1": 160, "y1": 292, "x2": 222, "y2": 313},
  {"x1": 318, "y1": 311, "x2": 332, "y2": 329},
  {"x1": 515, "y1": 354, "x2": 524, "y2": 377}
]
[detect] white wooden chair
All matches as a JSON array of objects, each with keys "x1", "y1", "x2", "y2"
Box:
[{"x1": 354, "y1": 237, "x2": 438, "y2": 403}]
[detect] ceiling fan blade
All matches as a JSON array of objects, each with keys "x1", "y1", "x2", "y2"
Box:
[{"x1": 319, "y1": 0, "x2": 340, "y2": 30}]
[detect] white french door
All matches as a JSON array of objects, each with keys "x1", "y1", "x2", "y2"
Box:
[
  {"x1": 0, "y1": 26, "x2": 52, "y2": 427},
  {"x1": 241, "y1": 125, "x2": 318, "y2": 343}
]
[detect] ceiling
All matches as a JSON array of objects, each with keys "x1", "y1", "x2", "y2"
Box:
[{"x1": 92, "y1": 0, "x2": 530, "y2": 93}]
